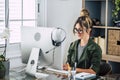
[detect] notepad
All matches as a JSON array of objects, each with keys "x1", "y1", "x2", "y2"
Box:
[{"x1": 75, "y1": 72, "x2": 96, "y2": 80}]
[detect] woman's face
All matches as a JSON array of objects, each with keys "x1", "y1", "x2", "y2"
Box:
[{"x1": 74, "y1": 23, "x2": 89, "y2": 39}]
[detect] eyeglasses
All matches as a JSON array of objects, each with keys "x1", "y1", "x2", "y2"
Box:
[
  {"x1": 74, "y1": 28, "x2": 83, "y2": 34},
  {"x1": 78, "y1": 16, "x2": 86, "y2": 21}
]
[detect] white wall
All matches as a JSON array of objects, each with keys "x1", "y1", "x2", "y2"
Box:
[
  {"x1": 47, "y1": 0, "x2": 82, "y2": 63},
  {"x1": 37, "y1": 0, "x2": 47, "y2": 26}
]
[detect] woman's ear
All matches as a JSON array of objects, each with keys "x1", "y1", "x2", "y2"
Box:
[{"x1": 87, "y1": 28, "x2": 91, "y2": 34}]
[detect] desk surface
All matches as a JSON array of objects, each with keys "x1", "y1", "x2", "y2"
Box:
[
  {"x1": 3, "y1": 71, "x2": 36, "y2": 80},
  {"x1": 2, "y1": 66, "x2": 61, "y2": 80},
  {"x1": 1, "y1": 66, "x2": 120, "y2": 80},
  {"x1": 99, "y1": 74, "x2": 120, "y2": 80},
  {"x1": 2, "y1": 72, "x2": 120, "y2": 80},
  {"x1": 0, "y1": 66, "x2": 37, "y2": 80}
]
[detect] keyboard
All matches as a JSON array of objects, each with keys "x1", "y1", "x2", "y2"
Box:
[
  {"x1": 37, "y1": 66, "x2": 68, "y2": 75},
  {"x1": 46, "y1": 67, "x2": 68, "y2": 75}
]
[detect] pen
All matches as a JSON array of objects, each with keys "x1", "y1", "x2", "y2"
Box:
[
  {"x1": 74, "y1": 62, "x2": 77, "y2": 71},
  {"x1": 72, "y1": 62, "x2": 77, "y2": 80},
  {"x1": 67, "y1": 63, "x2": 71, "y2": 80}
]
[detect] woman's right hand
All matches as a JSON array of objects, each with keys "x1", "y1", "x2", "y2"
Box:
[
  {"x1": 63, "y1": 64, "x2": 68, "y2": 70},
  {"x1": 63, "y1": 63, "x2": 71, "y2": 71},
  {"x1": 56, "y1": 63, "x2": 71, "y2": 79}
]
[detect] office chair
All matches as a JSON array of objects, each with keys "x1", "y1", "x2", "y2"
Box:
[{"x1": 98, "y1": 62, "x2": 112, "y2": 76}]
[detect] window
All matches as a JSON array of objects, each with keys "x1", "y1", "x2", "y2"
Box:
[
  {"x1": 9, "y1": 0, "x2": 22, "y2": 43},
  {"x1": 9, "y1": 0, "x2": 36, "y2": 43},
  {"x1": 0, "y1": 0, "x2": 36, "y2": 44},
  {"x1": 0, "y1": 0, "x2": 5, "y2": 44}
]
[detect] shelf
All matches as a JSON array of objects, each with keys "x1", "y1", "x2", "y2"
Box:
[
  {"x1": 102, "y1": 54, "x2": 120, "y2": 63},
  {"x1": 106, "y1": 27, "x2": 120, "y2": 29},
  {"x1": 93, "y1": 26, "x2": 107, "y2": 29},
  {"x1": 93, "y1": 26, "x2": 120, "y2": 30},
  {"x1": 85, "y1": 0, "x2": 105, "y2": 1},
  {"x1": 84, "y1": 0, "x2": 120, "y2": 63}
]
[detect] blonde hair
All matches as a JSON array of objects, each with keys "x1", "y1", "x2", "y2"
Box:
[
  {"x1": 80, "y1": 8, "x2": 92, "y2": 29},
  {"x1": 80, "y1": 8, "x2": 89, "y2": 17}
]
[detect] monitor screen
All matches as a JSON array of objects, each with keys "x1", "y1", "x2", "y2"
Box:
[{"x1": 21, "y1": 27, "x2": 64, "y2": 69}]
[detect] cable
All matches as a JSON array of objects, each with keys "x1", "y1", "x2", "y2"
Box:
[{"x1": 46, "y1": 47, "x2": 56, "y2": 67}]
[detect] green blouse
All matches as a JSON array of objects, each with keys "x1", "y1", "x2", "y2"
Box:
[{"x1": 67, "y1": 38, "x2": 102, "y2": 74}]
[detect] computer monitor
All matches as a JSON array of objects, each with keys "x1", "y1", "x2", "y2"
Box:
[{"x1": 21, "y1": 27, "x2": 65, "y2": 69}]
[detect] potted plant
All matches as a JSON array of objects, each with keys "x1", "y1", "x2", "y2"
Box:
[
  {"x1": 0, "y1": 28, "x2": 10, "y2": 79},
  {"x1": 0, "y1": 55, "x2": 6, "y2": 79},
  {"x1": 112, "y1": 0, "x2": 120, "y2": 27}
]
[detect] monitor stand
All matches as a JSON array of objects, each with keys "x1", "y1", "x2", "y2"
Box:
[{"x1": 25, "y1": 48, "x2": 49, "y2": 79}]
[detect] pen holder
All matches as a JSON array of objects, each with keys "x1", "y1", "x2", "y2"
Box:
[
  {"x1": 68, "y1": 70, "x2": 71, "y2": 80},
  {"x1": 71, "y1": 70, "x2": 76, "y2": 80}
]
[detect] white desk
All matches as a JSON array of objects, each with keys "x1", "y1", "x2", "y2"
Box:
[
  {"x1": 3, "y1": 66, "x2": 62, "y2": 80},
  {"x1": 3, "y1": 66, "x2": 37, "y2": 80},
  {"x1": 2, "y1": 66, "x2": 110, "y2": 80}
]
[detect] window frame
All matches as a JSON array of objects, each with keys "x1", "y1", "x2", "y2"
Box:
[{"x1": 0, "y1": 0, "x2": 36, "y2": 44}]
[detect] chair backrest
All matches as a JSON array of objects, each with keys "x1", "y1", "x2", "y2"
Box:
[{"x1": 98, "y1": 62, "x2": 112, "y2": 76}]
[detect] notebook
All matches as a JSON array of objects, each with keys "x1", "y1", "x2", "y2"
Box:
[{"x1": 75, "y1": 72, "x2": 96, "y2": 80}]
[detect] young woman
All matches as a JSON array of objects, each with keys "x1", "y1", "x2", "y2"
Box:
[{"x1": 63, "y1": 15, "x2": 102, "y2": 75}]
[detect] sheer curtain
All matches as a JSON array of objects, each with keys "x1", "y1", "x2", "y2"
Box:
[
  {"x1": 9, "y1": 0, "x2": 36, "y2": 43},
  {"x1": 0, "y1": 0, "x2": 5, "y2": 44},
  {"x1": 3, "y1": 0, "x2": 36, "y2": 68}
]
